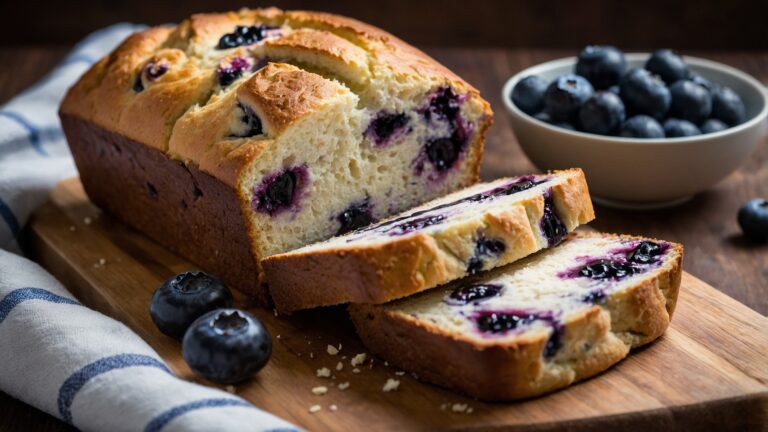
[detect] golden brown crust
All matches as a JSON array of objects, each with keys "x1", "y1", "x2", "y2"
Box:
[
  {"x1": 263, "y1": 169, "x2": 594, "y2": 313},
  {"x1": 349, "y1": 232, "x2": 684, "y2": 401}
]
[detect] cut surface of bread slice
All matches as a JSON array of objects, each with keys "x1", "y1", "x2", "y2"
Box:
[
  {"x1": 263, "y1": 169, "x2": 594, "y2": 313},
  {"x1": 349, "y1": 232, "x2": 683, "y2": 401}
]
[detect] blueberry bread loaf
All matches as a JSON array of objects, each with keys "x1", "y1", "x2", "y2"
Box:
[
  {"x1": 59, "y1": 8, "x2": 492, "y2": 304},
  {"x1": 264, "y1": 169, "x2": 594, "y2": 313},
  {"x1": 350, "y1": 232, "x2": 683, "y2": 400}
]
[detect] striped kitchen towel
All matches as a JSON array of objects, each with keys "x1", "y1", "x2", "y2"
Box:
[{"x1": 0, "y1": 25, "x2": 299, "y2": 432}]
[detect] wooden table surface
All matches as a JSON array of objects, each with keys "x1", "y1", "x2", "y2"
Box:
[{"x1": 1, "y1": 46, "x2": 765, "y2": 431}]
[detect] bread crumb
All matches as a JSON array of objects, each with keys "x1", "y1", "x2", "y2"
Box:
[
  {"x1": 466, "y1": 407, "x2": 474, "y2": 414},
  {"x1": 273, "y1": 309, "x2": 278, "y2": 317},
  {"x1": 382, "y1": 379, "x2": 400, "y2": 392},
  {"x1": 336, "y1": 361, "x2": 343, "y2": 371},
  {"x1": 327, "y1": 345, "x2": 339, "y2": 355},
  {"x1": 384, "y1": 361, "x2": 389, "y2": 367},
  {"x1": 317, "y1": 367, "x2": 331, "y2": 378},
  {"x1": 225, "y1": 385, "x2": 236, "y2": 394},
  {"x1": 276, "y1": 334, "x2": 281, "y2": 339},
  {"x1": 310, "y1": 352, "x2": 314, "y2": 359},
  {"x1": 451, "y1": 403, "x2": 468, "y2": 413},
  {"x1": 69, "y1": 226, "x2": 76, "y2": 232},
  {"x1": 338, "y1": 382, "x2": 350, "y2": 390},
  {"x1": 83, "y1": 217, "x2": 92, "y2": 225},
  {"x1": 309, "y1": 404, "x2": 322, "y2": 413},
  {"x1": 350, "y1": 353, "x2": 366, "y2": 367},
  {"x1": 352, "y1": 368, "x2": 361, "y2": 374},
  {"x1": 329, "y1": 404, "x2": 338, "y2": 412},
  {"x1": 312, "y1": 386, "x2": 328, "y2": 395},
  {"x1": 395, "y1": 371, "x2": 405, "y2": 376},
  {"x1": 440, "y1": 403, "x2": 449, "y2": 411}
]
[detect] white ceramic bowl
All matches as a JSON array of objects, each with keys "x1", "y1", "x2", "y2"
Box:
[{"x1": 502, "y1": 53, "x2": 768, "y2": 209}]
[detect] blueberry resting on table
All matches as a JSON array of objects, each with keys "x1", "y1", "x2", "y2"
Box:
[
  {"x1": 645, "y1": 49, "x2": 689, "y2": 85},
  {"x1": 738, "y1": 198, "x2": 768, "y2": 243},
  {"x1": 511, "y1": 75, "x2": 548, "y2": 115},
  {"x1": 183, "y1": 309, "x2": 272, "y2": 384},
  {"x1": 663, "y1": 118, "x2": 701, "y2": 137},
  {"x1": 575, "y1": 45, "x2": 627, "y2": 89},
  {"x1": 544, "y1": 74, "x2": 594, "y2": 122},
  {"x1": 619, "y1": 68, "x2": 671, "y2": 120},
  {"x1": 149, "y1": 271, "x2": 233, "y2": 339},
  {"x1": 618, "y1": 115, "x2": 665, "y2": 139}
]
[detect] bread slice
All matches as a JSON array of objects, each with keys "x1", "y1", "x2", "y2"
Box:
[
  {"x1": 349, "y1": 232, "x2": 683, "y2": 401},
  {"x1": 264, "y1": 169, "x2": 594, "y2": 313}
]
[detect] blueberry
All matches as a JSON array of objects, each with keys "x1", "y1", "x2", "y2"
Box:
[
  {"x1": 426, "y1": 137, "x2": 461, "y2": 171},
  {"x1": 533, "y1": 112, "x2": 575, "y2": 130},
  {"x1": 476, "y1": 312, "x2": 534, "y2": 333},
  {"x1": 711, "y1": 86, "x2": 746, "y2": 126},
  {"x1": 575, "y1": 45, "x2": 627, "y2": 89},
  {"x1": 618, "y1": 115, "x2": 665, "y2": 138},
  {"x1": 544, "y1": 74, "x2": 594, "y2": 121},
  {"x1": 701, "y1": 118, "x2": 728, "y2": 134},
  {"x1": 182, "y1": 309, "x2": 272, "y2": 384},
  {"x1": 688, "y1": 73, "x2": 718, "y2": 92},
  {"x1": 540, "y1": 194, "x2": 567, "y2": 246},
  {"x1": 337, "y1": 199, "x2": 374, "y2": 235},
  {"x1": 663, "y1": 118, "x2": 701, "y2": 137},
  {"x1": 445, "y1": 283, "x2": 503, "y2": 305},
  {"x1": 511, "y1": 75, "x2": 548, "y2": 115},
  {"x1": 366, "y1": 112, "x2": 409, "y2": 146},
  {"x1": 619, "y1": 68, "x2": 671, "y2": 119},
  {"x1": 627, "y1": 241, "x2": 663, "y2": 264},
  {"x1": 582, "y1": 290, "x2": 606, "y2": 304},
  {"x1": 423, "y1": 86, "x2": 461, "y2": 122},
  {"x1": 669, "y1": 80, "x2": 712, "y2": 124},
  {"x1": 645, "y1": 49, "x2": 689, "y2": 84},
  {"x1": 578, "y1": 91, "x2": 626, "y2": 135},
  {"x1": 231, "y1": 102, "x2": 262, "y2": 138},
  {"x1": 738, "y1": 198, "x2": 768, "y2": 243},
  {"x1": 252, "y1": 166, "x2": 308, "y2": 216},
  {"x1": 217, "y1": 25, "x2": 279, "y2": 50},
  {"x1": 607, "y1": 85, "x2": 620, "y2": 94},
  {"x1": 217, "y1": 56, "x2": 253, "y2": 87},
  {"x1": 385, "y1": 214, "x2": 446, "y2": 236},
  {"x1": 578, "y1": 260, "x2": 637, "y2": 280},
  {"x1": 467, "y1": 237, "x2": 506, "y2": 274},
  {"x1": 149, "y1": 271, "x2": 233, "y2": 339}
]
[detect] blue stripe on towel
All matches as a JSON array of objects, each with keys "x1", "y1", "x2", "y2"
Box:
[
  {"x1": 0, "y1": 287, "x2": 80, "y2": 324},
  {"x1": 144, "y1": 398, "x2": 256, "y2": 432},
  {"x1": 0, "y1": 111, "x2": 49, "y2": 156},
  {"x1": 58, "y1": 354, "x2": 173, "y2": 424},
  {"x1": 0, "y1": 197, "x2": 20, "y2": 240}
]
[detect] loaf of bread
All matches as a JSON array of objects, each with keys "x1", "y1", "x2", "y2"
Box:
[
  {"x1": 350, "y1": 232, "x2": 683, "y2": 401},
  {"x1": 264, "y1": 169, "x2": 594, "y2": 313},
  {"x1": 59, "y1": 8, "x2": 492, "y2": 304}
]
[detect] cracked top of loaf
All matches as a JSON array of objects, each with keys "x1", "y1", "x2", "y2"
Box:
[{"x1": 60, "y1": 8, "x2": 491, "y2": 186}]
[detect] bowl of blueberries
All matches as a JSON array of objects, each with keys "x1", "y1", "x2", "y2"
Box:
[{"x1": 502, "y1": 47, "x2": 767, "y2": 209}]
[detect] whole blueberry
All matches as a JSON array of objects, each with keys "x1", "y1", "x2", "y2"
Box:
[
  {"x1": 619, "y1": 68, "x2": 671, "y2": 119},
  {"x1": 544, "y1": 74, "x2": 594, "y2": 121},
  {"x1": 578, "y1": 91, "x2": 626, "y2": 135},
  {"x1": 511, "y1": 75, "x2": 548, "y2": 115},
  {"x1": 688, "y1": 72, "x2": 718, "y2": 92},
  {"x1": 607, "y1": 85, "x2": 620, "y2": 94},
  {"x1": 663, "y1": 118, "x2": 701, "y2": 137},
  {"x1": 183, "y1": 309, "x2": 272, "y2": 384},
  {"x1": 150, "y1": 272, "x2": 233, "y2": 339},
  {"x1": 618, "y1": 115, "x2": 665, "y2": 138},
  {"x1": 645, "y1": 49, "x2": 689, "y2": 84},
  {"x1": 711, "y1": 86, "x2": 747, "y2": 126},
  {"x1": 575, "y1": 45, "x2": 627, "y2": 89},
  {"x1": 701, "y1": 118, "x2": 729, "y2": 134},
  {"x1": 669, "y1": 80, "x2": 712, "y2": 124},
  {"x1": 533, "y1": 111, "x2": 575, "y2": 130},
  {"x1": 738, "y1": 198, "x2": 768, "y2": 243}
]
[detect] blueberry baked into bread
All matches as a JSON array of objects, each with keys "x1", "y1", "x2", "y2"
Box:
[
  {"x1": 350, "y1": 232, "x2": 683, "y2": 400},
  {"x1": 264, "y1": 169, "x2": 594, "y2": 313},
  {"x1": 59, "y1": 8, "x2": 492, "y2": 304}
]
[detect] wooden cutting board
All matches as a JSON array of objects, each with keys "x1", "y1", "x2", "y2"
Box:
[{"x1": 24, "y1": 178, "x2": 768, "y2": 431}]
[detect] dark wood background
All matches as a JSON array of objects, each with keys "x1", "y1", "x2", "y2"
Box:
[{"x1": 1, "y1": 0, "x2": 767, "y2": 49}]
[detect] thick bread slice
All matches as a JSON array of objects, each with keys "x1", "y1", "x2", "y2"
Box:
[
  {"x1": 349, "y1": 232, "x2": 683, "y2": 401},
  {"x1": 264, "y1": 169, "x2": 594, "y2": 313}
]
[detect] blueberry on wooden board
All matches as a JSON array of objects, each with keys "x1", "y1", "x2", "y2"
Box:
[{"x1": 738, "y1": 198, "x2": 768, "y2": 243}]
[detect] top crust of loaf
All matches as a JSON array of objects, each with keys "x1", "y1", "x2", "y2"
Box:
[{"x1": 59, "y1": 7, "x2": 491, "y2": 185}]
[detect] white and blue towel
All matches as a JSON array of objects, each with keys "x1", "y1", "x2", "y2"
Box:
[{"x1": 0, "y1": 25, "x2": 299, "y2": 432}]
